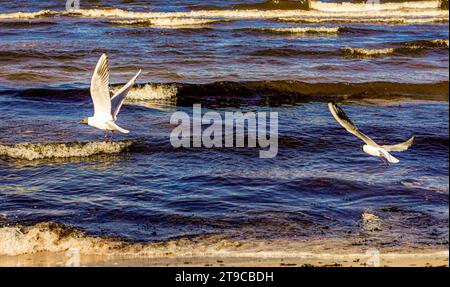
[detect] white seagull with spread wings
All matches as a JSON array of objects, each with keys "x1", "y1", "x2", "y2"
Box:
[
  {"x1": 328, "y1": 102, "x2": 415, "y2": 164},
  {"x1": 80, "y1": 54, "x2": 141, "y2": 143}
]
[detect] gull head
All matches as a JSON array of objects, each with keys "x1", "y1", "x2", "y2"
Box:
[{"x1": 79, "y1": 118, "x2": 89, "y2": 125}]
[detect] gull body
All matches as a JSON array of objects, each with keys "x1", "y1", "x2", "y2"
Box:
[
  {"x1": 328, "y1": 102, "x2": 415, "y2": 164},
  {"x1": 80, "y1": 53, "x2": 141, "y2": 142}
]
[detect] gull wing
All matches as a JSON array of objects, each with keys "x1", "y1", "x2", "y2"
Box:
[
  {"x1": 90, "y1": 53, "x2": 112, "y2": 120},
  {"x1": 328, "y1": 102, "x2": 379, "y2": 147},
  {"x1": 382, "y1": 136, "x2": 415, "y2": 152},
  {"x1": 111, "y1": 70, "x2": 141, "y2": 120}
]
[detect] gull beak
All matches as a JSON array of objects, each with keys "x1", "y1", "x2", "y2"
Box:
[{"x1": 79, "y1": 118, "x2": 88, "y2": 124}]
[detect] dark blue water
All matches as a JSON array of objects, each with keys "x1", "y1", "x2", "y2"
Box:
[{"x1": 0, "y1": 0, "x2": 448, "y2": 253}]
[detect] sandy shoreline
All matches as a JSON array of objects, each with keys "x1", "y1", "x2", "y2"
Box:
[
  {"x1": 0, "y1": 222, "x2": 448, "y2": 267},
  {"x1": 1, "y1": 249, "x2": 447, "y2": 267}
]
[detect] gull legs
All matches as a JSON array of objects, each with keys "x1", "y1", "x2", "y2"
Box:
[
  {"x1": 379, "y1": 157, "x2": 389, "y2": 167},
  {"x1": 103, "y1": 130, "x2": 114, "y2": 143}
]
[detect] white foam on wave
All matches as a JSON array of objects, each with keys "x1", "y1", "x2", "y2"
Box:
[
  {"x1": 310, "y1": 0, "x2": 442, "y2": 12},
  {"x1": 0, "y1": 1, "x2": 447, "y2": 25},
  {"x1": 111, "y1": 83, "x2": 178, "y2": 102},
  {"x1": 259, "y1": 26, "x2": 341, "y2": 35},
  {"x1": 431, "y1": 39, "x2": 449, "y2": 47},
  {"x1": 0, "y1": 140, "x2": 136, "y2": 160},
  {"x1": 0, "y1": 10, "x2": 57, "y2": 20},
  {"x1": 0, "y1": 222, "x2": 448, "y2": 260},
  {"x1": 397, "y1": 38, "x2": 449, "y2": 49},
  {"x1": 109, "y1": 18, "x2": 224, "y2": 28},
  {"x1": 0, "y1": 223, "x2": 113, "y2": 256},
  {"x1": 342, "y1": 47, "x2": 396, "y2": 56},
  {"x1": 278, "y1": 16, "x2": 449, "y2": 24},
  {"x1": 342, "y1": 38, "x2": 449, "y2": 57},
  {"x1": 70, "y1": 6, "x2": 450, "y2": 20}
]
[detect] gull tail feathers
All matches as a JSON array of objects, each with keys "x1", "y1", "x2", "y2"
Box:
[
  {"x1": 107, "y1": 122, "x2": 130, "y2": 134},
  {"x1": 380, "y1": 149, "x2": 400, "y2": 164},
  {"x1": 382, "y1": 136, "x2": 415, "y2": 152}
]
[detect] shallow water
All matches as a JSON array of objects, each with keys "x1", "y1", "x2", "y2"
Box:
[
  {"x1": 1, "y1": 97, "x2": 448, "y2": 246},
  {"x1": 0, "y1": 0, "x2": 448, "y2": 255}
]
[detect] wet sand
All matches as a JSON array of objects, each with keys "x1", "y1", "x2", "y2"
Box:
[
  {"x1": 1, "y1": 237, "x2": 447, "y2": 267},
  {"x1": 1, "y1": 250, "x2": 448, "y2": 267}
]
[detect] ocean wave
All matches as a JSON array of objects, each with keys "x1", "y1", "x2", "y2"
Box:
[
  {"x1": 0, "y1": 140, "x2": 137, "y2": 160},
  {"x1": 255, "y1": 26, "x2": 342, "y2": 35},
  {"x1": 0, "y1": 221, "x2": 314, "y2": 257},
  {"x1": 175, "y1": 81, "x2": 449, "y2": 106},
  {"x1": 248, "y1": 48, "x2": 337, "y2": 57},
  {"x1": 229, "y1": 0, "x2": 312, "y2": 10},
  {"x1": 108, "y1": 18, "x2": 226, "y2": 28},
  {"x1": 342, "y1": 47, "x2": 397, "y2": 57},
  {"x1": 13, "y1": 84, "x2": 177, "y2": 103},
  {"x1": 400, "y1": 39, "x2": 449, "y2": 49},
  {"x1": 67, "y1": 8, "x2": 450, "y2": 21},
  {"x1": 9, "y1": 80, "x2": 449, "y2": 107},
  {"x1": 0, "y1": 222, "x2": 111, "y2": 256},
  {"x1": 0, "y1": 222, "x2": 447, "y2": 267},
  {"x1": 310, "y1": 0, "x2": 443, "y2": 12},
  {"x1": 248, "y1": 38, "x2": 449, "y2": 58},
  {"x1": 0, "y1": 1, "x2": 447, "y2": 25},
  {"x1": 70, "y1": 7, "x2": 450, "y2": 22},
  {"x1": 0, "y1": 221, "x2": 291, "y2": 256},
  {"x1": 111, "y1": 83, "x2": 178, "y2": 103},
  {"x1": 342, "y1": 39, "x2": 449, "y2": 57},
  {"x1": 277, "y1": 16, "x2": 449, "y2": 24},
  {"x1": 0, "y1": 10, "x2": 58, "y2": 20},
  {"x1": 245, "y1": 26, "x2": 381, "y2": 38}
]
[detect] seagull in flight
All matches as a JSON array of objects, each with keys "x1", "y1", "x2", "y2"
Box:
[
  {"x1": 328, "y1": 102, "x2": 415, "y2": 164},
  {"x1": 80, "y1": 54, "x2": 141, "y2": 143}
]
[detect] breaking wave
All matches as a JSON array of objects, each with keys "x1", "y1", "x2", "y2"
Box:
[
  {"x1": 0, "y1": 221, "x2": 318, "y2": 257},
  {"x1": 169, "y1": 81, "x2": 449, "y2": 107},
  {"x1": 230, "y1": 0, "x2": 312, "y2": 10},
  {"x1": 277, "y1": 16, "x2": 449, "y2": 24},
  {"x1": 250, "y1": 26, "x2": 381, "y2": 36},
  {"x1": 108, "y1": 18, "x2": 226, "y2": 28},
  {"x1": 400, "y1": 39, "x2": 449, "y2": 49},
  {"x1": 310, "y1": 0, "x2": 443, "y2": 12},
  {"x1": 9, "y1": 80, "x2": 449, "y2": 107},
  {"x1": 0, "y1": 1, "x2": 447, "y2": 26},
  {"x1": 342, "y1": 47, "x2": 397, "y2": 57},
  {"x1": 342, "y1": 39, "x2": 449, "y2": 57},
  {"x1": 247, "y1": 38, "x2": 448, "y2": 58},
  {"x1": 0, "y1": 10, "x2": 58, "y2": 20},
  {"x1": 0, "y1": 140, "x2": 138, "y2": 160},
  {"x1": 111, "y1": 83, "x2": 178, "y2": 102},
  {"x1": 254, "y1": 26, "x2": 342, "y2": 35},
  {"x1": 0, "y1": 222, "x2": 447, "y2": 261}
]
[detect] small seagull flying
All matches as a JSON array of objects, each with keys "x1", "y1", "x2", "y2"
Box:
[
  {"x1": 328, "y1": 102, "x2": 415, "y2": 164},
  {"x1": 80, "y1": 54, "x2": 141, "y2": 143}
]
